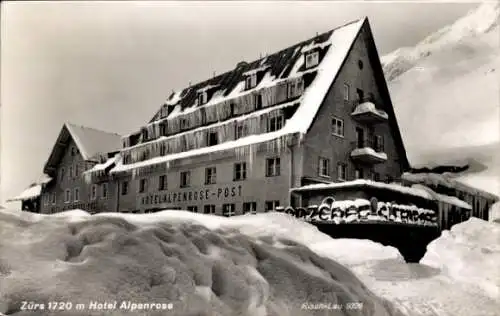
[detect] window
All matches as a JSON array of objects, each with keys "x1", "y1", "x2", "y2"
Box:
[
  {"x1": 71, "y1": 147, "x2": 76, "y2": 156},
  {"x1": 355, "y1": 168, "x2": 364, "y2": 179},
  {"x1": 158, "y1": 175, "x2": 167, "y2": 191},
  {"x1": 230, "y1": 103, "x2": 235, "y2": 116},
  {"x1": 204, "y1": 205, "x2": 216, "y2": 214},
  {"x1": 207, "y1": 131, "x2": 218, "y2": 146},
  {"x1": 372, "y1": 172, "x2": 380, "y2": 182},
  {"x1": 159, "y1": 123, "x2": 167, "y2": 136},
  {"x1": 180, "y1": 118, "x2": 188, "y2": 130},
  {"x1": 198, "y1": 91, "x2": 208, "y2": 105},
  {"x1": 51, "y1": 193, "x2": 56, "y2": 205},
  {"x1": 139, "y1": 178, "x2": 148, "y2": 193},
  {"x1": 331, "y1": 117, "x2": 344, "y2": 137},
  {"x1": 75, "y1": 164, "x2": 80, "y2": 177},
  {"x1": 266, "y1": 157, "x2": 281, "y2": 177},
  {"x1": 101, "y1": 183, "x2": 108, "y2": 198},
  {"x1": 205, "y1": 167, "x2": 217, "y2": 185},
  {"x1": 91, "y1": 184, "x2": 97, "y2": 200},
  {"x1": 343, "y1": 84, "x2": 350, "y2": 101},
  {"x1": 64, "y1": 189, "x2": 71, "y2": 203},
  {"x1": 243, "y1": 202, "x2": 257, "y2": 215},
  {"x1": 358, "y1": 60, "x2": 364, "y2": 70},
  {"x1": 268, "y1": 115, "x2": 284, "y2": 132},
  {"x1": 235, "y1": 124, "x2": 247, "y2": 140},
  {"x1": 305, "y1": 51, "x2": 320, "y2": 68},
  {"x1": 160, "y1": 143, "x2": 166, "y2": 156},
  {"x1": 222, "y1": 204, "x2": 236, "y2": 217},
  {"x1": 233, "y1": 162, "x2": 247, "y2": 181},
  {"x1": 69, "y1": 166, "x2": 73, "y2": 179},
  {"x1": 60, "y1": 168, "x2": 65, "y2": 181},
  {"x1": 245, "y1": 74, "x2": 257, "y2": 90},
  {"x1": 143, "y1": 129, "x2": 149, "y2": 140},
  {"x1": 337, "y1": 163, "x2": 347, "y2": 181},
  {"x1": 356, "y1": 127, "x2": 365, "y2": 148},
  {"x1": 374, "y1": 135, "x2": 384, "y2": 152},
  {"x1": 357, "y1": 88, "x2": 364, "y2": 101},
  {"x1": 180, "y1": 171, "x2": 191, "y2": 188},
  {"x1": 187, "y1": 206, "x2": 198, "y2": 213},
  {"x1": 121, "y1": 181, "x2": 129, "y2": 196},
  {"x1": 254, "y1": 94, "x2": 263, "y2": 110},
  {"x1": 74, "y1": 188, "x2": 80, "y2": 202},
  {"x1": 319, "y1": 157, "x2": 330, "y2": 177},
  {"x1": 265, "y1": 200, "x2": 280, "y2": 212},
  {"x1": 143, "y1": 150, "x2": 150, "y2": 161},
  {"x1": 123, "y1": 154, "x2": 131, "y2": 164}
]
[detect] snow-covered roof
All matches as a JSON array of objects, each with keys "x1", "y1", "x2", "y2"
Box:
[
  {"x1": 86, "y1": 155, "x2": 118, "y2": 173},
  {"x1": 411, "y1": 184, "x2": 472, "y2": 210},
  {"x1": 291, "y1": 179, "x2": 436, "y2": 200},
  {"x1": 7, "y1": 185, "x2": 42, "y2": 202},
  {"x1": 149, "y1": 19, "x2": 364, "y2": 129},
  {"x1": 402, "y1": 172, "x2": 499, "y2": 200},
  {"x1": 118, "y1": 19, "x2": 365, "y2": 172},
  {"x1": 112, "y1": 131, "x2": 298, "y2": 174},
  {"x1": 7, "y1": 174, "x2": 53, "y2": 202},
  {"x1": 277, "y1": 19, "x2": 365, "y2": 135},
  {"x1": 65, "y1": 123, "x2": 122, "y2": 161}
]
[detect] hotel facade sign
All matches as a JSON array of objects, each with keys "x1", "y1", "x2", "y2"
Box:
[
  {"x1": 138, "y1": 184, "x2": 243, "y2": 208},
  {"x1": 278, "y1": 196, "x2": 437, "y2": 226}
]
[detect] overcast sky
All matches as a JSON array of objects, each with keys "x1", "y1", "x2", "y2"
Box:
[{"x1": 0, "y1": 1, "x2": 479, "y2": 205}]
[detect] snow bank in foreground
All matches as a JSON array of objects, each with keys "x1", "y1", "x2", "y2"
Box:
[
  {"x1": 490, "y1": 202, "x2": 500, "y2": 222},
  {"x1": 0, "y1": 209, "x2": 405, "y2": 316},
  {"x1": 420, "y1": 217, "x2": 500, "y2": 300}
]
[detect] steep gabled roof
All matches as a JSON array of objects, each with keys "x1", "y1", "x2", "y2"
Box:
[
  {"x1": 111, "y1": 19, "x2": 366, "y2": 174},
  {"x1": 43, "y1": 123, "x2": 122, "y2": 175},
  {"x1": 149, "y1": 18, "x2": 365, "y2": 129},
  {"x1": 65, "y1": 123, "x2": 122, "y2": 160}
]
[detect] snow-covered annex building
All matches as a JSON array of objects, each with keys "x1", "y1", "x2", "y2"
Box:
[{"x1": 10, "y1": 17, "x2": 498, "y2": 227}]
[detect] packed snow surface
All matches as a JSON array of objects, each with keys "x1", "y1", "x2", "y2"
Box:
[
  {"x1": 421, "y1": 217, "x2": 500, "y2": 300},
  {"x1": 0, "y1": 209, "x2": 404, "y2": 316},
  {"x1": 1, "y1": 208, "x2": 499, "y2": 316}
]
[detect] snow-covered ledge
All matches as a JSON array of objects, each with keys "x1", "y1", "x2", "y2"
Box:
[
  {"x1": 351, "y1": 101, "x2": 388, "y2": 123},
  {"x1": 350, "y1": 147, "x2": 388, "y2": 163}
]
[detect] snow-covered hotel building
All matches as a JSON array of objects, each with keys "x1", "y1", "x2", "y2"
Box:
[
  {"x1": 10, "y1": 18, "x2": 498, "y2": 225},
  {"x1": 84, "y1": 18, "x2": 409, "y2": 215}
]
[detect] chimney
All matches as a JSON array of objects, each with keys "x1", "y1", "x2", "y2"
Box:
[{"x1": 236, "y1": 61, "x2": 248, "y2": 68}]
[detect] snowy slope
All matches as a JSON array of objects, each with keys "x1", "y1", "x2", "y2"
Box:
[
  {"x1": 381, "y1": 1, "x2": 500, "y2": 195},
  {"x1": 0, "y1": 209, "x2": 404, "y2": 316},
  {"x1": 1, "y1": 209, "x2": 500, "y2": 316}
]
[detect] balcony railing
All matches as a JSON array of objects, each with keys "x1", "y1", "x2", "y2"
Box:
[
  {"x1": 351, "y1": 98, "x2": 388, "y2": 124},
  {"x1": 350, "y1": 140, "x2": 387, "y2": 164}
]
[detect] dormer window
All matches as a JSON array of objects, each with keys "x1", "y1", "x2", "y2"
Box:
[
  {"x1": 159, "y1": 122, "x2": 167, "y2": 136},
  {"x1": 245, "y1": 73, "x2": 257, "y2": 90},
  {"x1": 305, "y1": 50, "x2": 319, "y2": 69},
  {"x1": 207, "y1": 131, "x2": 219, "y2": 146},
  {"x1": 180, "y1": 118, "x2": 188, "y2": 130},
  {"x1": 198, "y1": 91, "x2": 208, "y2": 105},
  {"x1": 254, "y1": 94, "x2": 262, "y2": 110},
  {"x1": 268, "y1": 115, "x2": 284, "y2": 132}
]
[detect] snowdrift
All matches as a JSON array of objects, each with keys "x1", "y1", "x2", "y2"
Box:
[
  {"x1": 420, "y1": 217, "x2": 500, "y2": 300},
  {"x1": 489, "y1": 201, "x2": 500, "y2": 222},
  {"x1": 0, "y1": 209, "x2": 405, "y2": 316}
]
